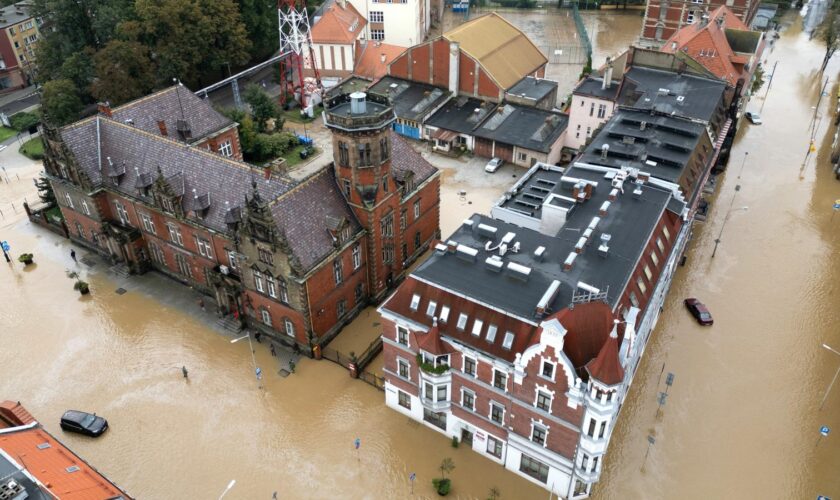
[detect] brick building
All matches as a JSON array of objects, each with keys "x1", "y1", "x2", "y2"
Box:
[
  {"x1": 0, "y1": 400, "x2": 132, "y2": 498},
  {"x1": 379, "y1": 161, "x2": 688, "y2": 497},
  {"x1": 43, "y1": 85, "x2": 439, "y2": 352},
  {"x1": 640, "y1": 0, "x2": 761, "y2": 47}
]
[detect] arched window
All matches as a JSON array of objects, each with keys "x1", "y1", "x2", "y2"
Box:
[
  {"x1": 284, "y1": 317, "x2": 295, "y2": 338},
  {"x1": 260, "y1": 308, "x2": 272, "y2": 327}
]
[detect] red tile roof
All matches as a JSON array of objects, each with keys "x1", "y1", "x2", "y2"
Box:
[
  {"x1": 415, "y1": 321, "x2": 455, "y2": 355},
  {"x1": 0, "y1": 425, "x2": 131, "y2": 499},
  {"x1": 353, "y1": 42, "x2": 406, "y2": 80},
  {"x1": 585, "y1": 323, "x2": 625, "y2": 386},
  {"x1": 311, "y1": 2, "x2": 366, "y2": 45},
  {"x1": 660, "y1": 6, "x2": 753, "y2": 86},
  {"x1": 551, "y1": 301, "x2": 616, "y2": 372},
  {"x1": 0, "y1": 400, "x2": 36, "y2": 428}
]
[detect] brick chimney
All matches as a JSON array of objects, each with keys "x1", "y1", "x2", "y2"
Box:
[
  {"x1": 157, "y1": 119, "x2": 168, "y2": 136},
  {"x1": 97, "y1": 102, "x2": 112, "y2": 117}
]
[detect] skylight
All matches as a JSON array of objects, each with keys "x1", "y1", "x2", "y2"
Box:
[
  {"x1": 472, "y1": 319, "x2": 483, "y2": 336},
  {"x1": 426, "y1": 300, "x2": 437, "y2": 318},
  {"x1": 486, "y1": 324, "x2": 498, "y2": 342},
  {"x1": 440, "y1": 305, "x2": 450, "y2": 323},
  {"x1": 410, "y1": 294, "x2": 420, "y2": 311},
  {"x1": 457, "y1": 313, "x2": 468, "y2": 330},
  {"x1": 502, "y1": 331, "x2": 515, "y2": 350}
]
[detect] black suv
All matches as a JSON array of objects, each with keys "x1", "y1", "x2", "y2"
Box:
[{"x1": 60, "y1": 410, "x2": 108, "y2": 437}]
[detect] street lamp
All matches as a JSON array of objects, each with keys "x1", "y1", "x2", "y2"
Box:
[
  {"x1": 737, "y1": 151, "x2": 749, "y2": 178},
  {"x1": 819, "y1": 343, "x2": 840, "y2": 410},
  {"x1": 711, "y1": 205, "x2": 749, "y2": 258},
  {"x1": 218, "y1": 479, "x2": 236, "y2": 500},
  {"x1": 231, "y1": 333, "x2": 261, "y2": 389}
]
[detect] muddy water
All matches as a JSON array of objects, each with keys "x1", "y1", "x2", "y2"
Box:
[{"x1": 593, "y1": 13, "x2": 840, "y2": 499}]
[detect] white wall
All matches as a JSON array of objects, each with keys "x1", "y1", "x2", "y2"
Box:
[
  {"x1": 566, "y1": 94, "x2": 615, "y2": 150},
  {"x1": 348, "y1": 0, "x2": 426, "y2": 47},
  {"x1": 310, "y1": 43, "x2": 355, "y2": 72}
]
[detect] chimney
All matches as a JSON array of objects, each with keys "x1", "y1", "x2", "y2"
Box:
[
  {"x1": 446, "y1": 239, "x2": 458, "y2": 253},
  {"x1": 700, "y1": 11, "x2": 710, "y2": 27},
  {"x1": 448, "y1": 41, "x2": 460, "y2": 94},
  {"x1": 602, "y1": 57, "x2": 613, "y2": 90},
  {"x1": 97, "y1": 102, "x2": 112, "y2": 117},
  {"x1": 716, "y1": 12, "x2": 725, "y2": 28},
  {"x1": 600, "y1": 143, "x2": 610, "y2": 160},
  {"x1": 380, "y1": 53, "x2": 386, "y2": 63},
  {"x1": 598, "y1": 233, "x2": 611, "y2": 258},
  {"x1": 157, "y1": 119, "x2": 168, "y2": 136},
  {"x1": 337, "y1": 0, "x2": 346, "y2": 8}
]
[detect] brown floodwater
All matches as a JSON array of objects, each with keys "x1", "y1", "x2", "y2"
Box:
[{"x1": 3, "y1": 10, "x2": 839, "y2": 500}]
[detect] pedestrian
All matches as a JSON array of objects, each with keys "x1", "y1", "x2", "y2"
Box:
[
  {"x1": 255, "y1": 331, "x2": 262, "y2": 343},
  {"x1": 181, "y1": 366, "x2": 189, "y2": 379},
  {"x1": 270, "y1": 343, "x2": 277, "y2": 357},
  {"x1": 70, "y1": 249, "x2": 76, "y2": 262}
]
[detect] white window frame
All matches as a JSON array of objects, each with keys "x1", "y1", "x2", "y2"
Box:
[
  {"x1": 141, "y1": 213, "x2": 155, "y2": 234},
  {"x1": 369, "y1": 10, "x2": 384, "y2": 22},
  {"x1": 531, "y1": 422, "x2": 548, "y2": 447},
  {"x1": 456, "y1": 313, "x2": 468, "y2": 330},
  {"x1": 413, "y1": 199, "x2": 421, "y2": 219},
  {"x1": 227, "y1": 250, "x2": 238, "y2": 270},
  {"x1": 115, "y1": 202, "x2": 130, "y2": 226},
  {"x1": 486, "y1": 324, "x2": 498, "y2": 342},
  {"x1": 397, "y1": 325, "x2": 409, "y2": 346},
  {"x1": 409, "y1": 294, "x2": 420, "y2": 311},
  {"x1": 261, "y1": 309, "x2": 272, "y2": 326},
  {"x1": 254, "y1": 269, "x2": 265, "y2": 293},
  {"x1": 81, "y1": 199, "x2": 90, "y2": 216},
  {"x1": 502, "y1": 331, "x2": 514, "y2": 350},
  {"x1": 651, "y1": 251, "x2": 660, "y2": 266},
  {"x1": 167, "y1": 225, "x2": 183, "y2": 246},
  {"x1": 535, "y1": 390, "x2": 553, "y2": 413},
  {"x1": 197, "y1": 238, "x2": 213, "y2": 259},
  {"x1": 489, "y1": 401, "x2": 505, "y2": 424},
  {"x1": 461, "y1": 388, "x2": 475, "y2": 411},
  {"x1": 439, "y1": 305, "x2": 450, "y2": 323},
  {"x1": 352, "y1": 244, "x2": 361, "y2": 270},
  {"x1": 426, "y1": 300, "x2": 437, "y2": 318},
  {"x1": 471, "y1": 319, "x2": 483, "y2": 336},
  {"x1": 64, "y1": 192, "x2": 73, "y2": 209},
  {"x1": 463, "y1": 355, "x2": 477, "y2": 377},
  {"x1": 493, "y1": 369, "x2": 508, "y2": 392},
  {"x1": 266, "y1": 274, "x2": 277, "y2": 298},
  {"x1": 397, "y1": 357, "x2": 410, "y2": 379},
  {"x1": 371, "y1": 29, "x2": 385, "y2": 41},
  {"x1": 540, "y1": 359, "x2": 556, "y2": 381},
  {"x1": 219, "y1": 140, "x2": 233, "y2": 157},
  {"x1": 284, "y1": 318, "x2": 295, "y2": 337}
]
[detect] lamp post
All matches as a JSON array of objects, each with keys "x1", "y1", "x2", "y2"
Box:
[
  {"x1": 218, "y1": 479, "x2": 236, "y2": 500},
  {"x1": 231, "y1": 333, "x2": 261, "y2": 389},
  {"x1": 819, "y1": 343, "x2": 840, "y2": 410},
  {"x1": 737, "y1": 151, "x2": 749, "y2": 178},
  {"x1": 711, "y1": 183, "x2": 748, "y2": 258}
]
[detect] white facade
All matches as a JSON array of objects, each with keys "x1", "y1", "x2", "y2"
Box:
[
  {"x1": 348, "y1": 0, "x2": 430, "y2": 47},
  {"x1": 566, "y1": 94, "x2": 616, "y2": 151},
  {"x1": 309, "y1": 43, "x2": 356, "y2": 73}
]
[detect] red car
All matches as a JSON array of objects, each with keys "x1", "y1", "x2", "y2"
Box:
[{"x1": 684, "y1": 298, "x2": 713, "y2": 325}]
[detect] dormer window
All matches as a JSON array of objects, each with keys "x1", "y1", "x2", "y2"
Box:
[{"x1": 161, "y1": 197, "x2": 174, "y2": 213}]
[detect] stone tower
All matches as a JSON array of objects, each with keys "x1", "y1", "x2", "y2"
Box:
[{"x1": 323, "y1": 91, "x2": 403, "y2": 300}]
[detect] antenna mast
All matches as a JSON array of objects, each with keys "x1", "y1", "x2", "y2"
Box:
[{"x1": 278, "y1": 0, "x2": 322, "y2": 110}]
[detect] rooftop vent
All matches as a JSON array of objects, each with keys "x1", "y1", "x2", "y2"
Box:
[
  {"x1": 599, "y1": 200, "x2": 611, "y2": 216},
  {"x1": 463, "y1": 218, "x2": 474, "y2": 226},
  {"x1": 506, "y1": 261, "x2": 531, "y2": 281},
  {"x1": 434, "y1": 242, "x2": 448, "y2": 255},
  {"x1": 446, "y1": 240, "x2": 458, "y2": 253},
  {"x1": 622, "y1": 136, "x2": 635, "y2": 145},
  {"x1": 582, "y1": 227, "x2": 594, "y2": 241},
  {"x1": 350, "y1": 91, "x2": 367, "y2": 114},
  {"x1": 609, "y1": 187, "x2": 619, "y2": 201},
  {"x1": 534, "y1": 245, "x2": 546, "y2": 260},
  {"x1": 645, "y1": 159, "x2": 658, "y2": 167},
  {"x1": 577, "y1": 281, "x2": 601, "y2": 294},
  {"x1": 456, "y1": 244, "x2": 478, "y2": 261},
  {"x1": 588, "y1": 216, "x2": 601, "y2": 231},
  {"x1": 640, "y1": 121, "x2": 647, "y2": 131},
  {"x1": 657, "y1": 88, "x2": 670, "y2": 95},
  {"x1": 501, "y1": 232, "x2": 516, "y2": 245},
  {"x1": 598, "y1": 233, "x2": 611, "y2": 258},
  {"x1": 575, "y1": 236, "x2": 587, "y2": 254},
  {"x1": 600, "y1": 143, "x2": 609, "y2": 160},
  {"x1": 563, "y1": 251, "x2": 577, "y2": 271},
  {"x1": 633, "y1": 183, "x2": 643, "y2": 199},
  {"x1": 676, "y1": 95, "x2": 685, "y2": 102},
  {"x1": 478, "y1": 223, "x2": 498, "y2": 239},
  {"x1": 485, "y1": 255, "x2": 504, "y2": 272},
  {"x1": 536, "y1": 279, "x2": 561, "y2": 317}
]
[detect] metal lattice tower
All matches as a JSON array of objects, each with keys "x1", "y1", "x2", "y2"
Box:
[{"x1": 278, "y1": 0, "x2": 321, "y2": 109}]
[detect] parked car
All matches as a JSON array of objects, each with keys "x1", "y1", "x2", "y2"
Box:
[
  {"x1": 60, "y1": 410, "x2": 108, "y2": 437},
  {"x1": 745, "y1": 111, "x2": 762, "y2": 125},
  {"x1": 485, "y1": 157, "x2": 503, "y2": 173},
  {"x1": 684, "y1": 298, "x2": 714, "y2": 325}
]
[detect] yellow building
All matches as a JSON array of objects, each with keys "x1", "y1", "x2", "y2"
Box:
[{"x1": 0, "y1": 1, "x2": 42, "y2": 92}]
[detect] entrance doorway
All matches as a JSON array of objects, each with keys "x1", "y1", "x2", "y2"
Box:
[{"x1": 460, "y1": 428, "x2": 473, "y2": 447}]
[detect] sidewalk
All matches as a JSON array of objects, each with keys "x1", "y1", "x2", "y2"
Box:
[{"x1": 0, "y1": 85, "x2": 38, "y2": 115}]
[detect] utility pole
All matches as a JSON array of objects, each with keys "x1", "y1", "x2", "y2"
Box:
[
  {"x1": 712, "y1": 185, "x2": 748, "y2": 258},
  {"x1": 763, "y1": 61, "x2": 779, "y2": 99},
  {"x1": 811, "y1": 76, "x2": 830, "y2": 132}
]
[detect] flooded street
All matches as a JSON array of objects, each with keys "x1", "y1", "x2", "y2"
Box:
[{"x1": 1, "y1": 8, "x2": 839, "y2": 500}]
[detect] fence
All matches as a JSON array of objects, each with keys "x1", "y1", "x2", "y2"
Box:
[
  {"x1": 570, "y1": 4, "x2": 593, "y2": 63},
  {"x1": 546, "y1": 44, "x2": 590, "y2": 65},
  {"x1": 321, "y1": 346, "x2": 353, "y2": 369},
  {"x1": 356, "y1": 337, "x2": 383, "y2": 372},
  {"x1": 358, "y1": 370, "x2": 386, "y2": 391},
  {"x1": 320, "y1": 340, "x2": 385, "y2": 391}
]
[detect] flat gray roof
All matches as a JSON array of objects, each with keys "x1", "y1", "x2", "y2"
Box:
[
  {"x1": 473, "y1": 104, "x2": 568, "y2": 153},
  {"x1": 426, "y1": 96, "x2": 497, "y2": 135},
  {"x1": 415, "y1": 163, "x2": 683, "y2": 320},
  {"x1": 507, "y1": 76, "x2": 558, "y2": 102},
  {"x1": 618, "y1": 66, "x2": 726, "y2": 123},
  {"x1": 369, "y1": 76, "x2": 450, "y2": 123}
]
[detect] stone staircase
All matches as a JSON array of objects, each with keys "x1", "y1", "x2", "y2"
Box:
[
  {"x1": 108, "y1": 264, "x2": 130, "y2": 278},
  {"x1": 216, "y1": 316, "x2": 243, "y2": 334}
]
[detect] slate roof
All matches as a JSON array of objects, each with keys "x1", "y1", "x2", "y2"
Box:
[
  {"x1": 473, "y1": 104, "x2": 568, "y2": 153},
  {"x1": 617, "y1": 66, "x2": 727, "y2": 123},
  {"x1": 573, "y1": 76, "x2": 621, "y2": 101},
  {"x1": 59, "y1": 117, "x2": 293, "y2": 234},
  {"x1": 444, "y1": 12, "x2": 547, "y2": 90},
  {"x1": 507, "y1": 76, "x2": 558, "y2": 102},
  {"x1": 577, "y1": 109, "x2": 705, "y2": 184},
  {"x1": 311, "y1": 2, "x2": 366, "y2": 44},
  {"x1": 369, "y1": 76, "x2": 450, "y2": 123},
  {"x1": 390, "y1": 130, "x2": 438, "y2": 183},
  {"x1": 270, "y1": 167, "x2": 362, "y2": 271},
  {"x1": 425, "y1": 97, "x2": 497, "y2": 135},
  {"x1": 110, "y1": 85, "x2": 233, "y2": 143}
]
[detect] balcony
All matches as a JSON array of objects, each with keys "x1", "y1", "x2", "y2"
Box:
[{"x1": 323, "y1": 92, "x2": 395, "y2": 132}]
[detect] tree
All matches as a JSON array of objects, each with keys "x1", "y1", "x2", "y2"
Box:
[
  {"x1": 432, "y1": 457, "x2": 455, "y2": 496},
  {"x1": 438, "y1": 457, "x2": 455, "y2": 479},
  {"x1": 90, "y1": 40, "x2": 155, "y2": 105},
  {"x1": 9, "y1": 111, "x2": 40, "y2": 132},
  {"x1": 487, "y1": 486, "x2": 501, "y2": 500},
  {"x1": 132, "y1": 0, "x2": 251, "y2": 88},
  {"x1": 35, "y1": 174, "x2": 56, "y2": 205},
  {"x1": 750, "y1": 65, "x2": 765, "y2": 94},
  {"x1": 58, "y1": 49, "x2": 96, "y2": 98},
  {"x1": 244, "y1": 84, "x2": 283, "y2": 133},
  {"x1": 820, "y1": 4, "x2": 840, "y2": 71},
  {"x1": 41, "y1": 79, "x2": 83, "y2": 126},
  {"x1": 239, "y1": 0, "x2": 279, "y2": 61}
]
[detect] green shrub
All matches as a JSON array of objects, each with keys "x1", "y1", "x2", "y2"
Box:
[
  {"x1": 432, "y1": 478, "x2": 451, "y2": 496},
  {"x1": 9, "y1": 111, "x2": 39, "y2": 132},
  {"x1": 451, "y1": 436, "x2": 459, "y2": 448}
]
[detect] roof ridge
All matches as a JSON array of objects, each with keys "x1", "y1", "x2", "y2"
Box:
[
  {"x1": 110, "y1": 85, "x2": 178, "y2": 113},
  {"x1": 101, "y1": 117, "x2": 265, "y2": 175}
]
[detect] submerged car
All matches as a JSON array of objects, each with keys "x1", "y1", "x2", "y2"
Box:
[
  {"x1": 60, "y1": 410, "x2": 108, "y2": 437},
  {"x1": 485, "y1": 157, "x2": 504, "y2": 173},
  {"x1": 684, "y1": 298, "x2": 713, "y2": 326},
  {"x1": 745, "y1": 111, "x2": 762, "y2": 125}
]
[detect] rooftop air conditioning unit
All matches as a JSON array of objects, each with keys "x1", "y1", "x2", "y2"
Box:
[{"x1": 220, "y1": 265, "x2": 229, "y2": 275}]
